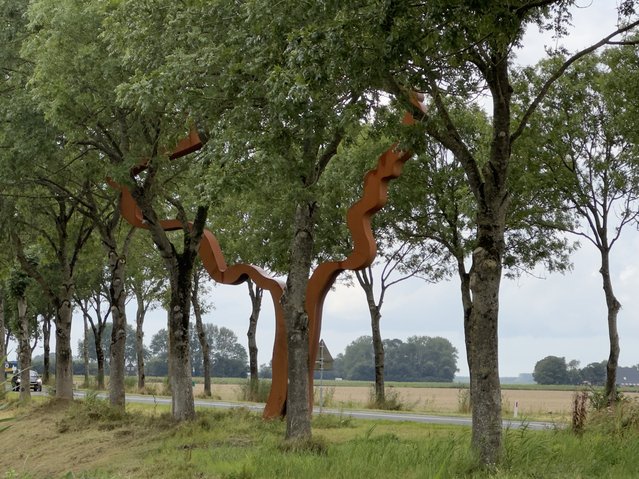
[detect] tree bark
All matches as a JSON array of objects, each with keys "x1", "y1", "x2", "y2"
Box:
[
  {"x1": 247, "y1": 280, "x2": 263, "y2": 401},
  {"x1": 95, "y1": 327, "x2": 106, "y2": 390},
  {"x1": 192, "y1": 270, "x2": 211, "y2": 397},
  {"x1": 17, "y1": 296, "x2": 31, "y2": 402},
  {"x1": 600, "y1": 248, "x2": 621, "y2": 404},
  {"x1": 458, "y1": 260, "x2": 473, "y2": 381},
  {"x1": 468, "y1": 236, "x2": 503, "y2": 465},
  {"x1": 135, "y1": 290, "x2": 146, "y2": 390},
  {"x1": 108, "y1": 249, "x2": 128, "y2": 408},
  {"x1": 168, "y1": 261, "x2": 195, "y2": 421},
  {"x1": 0, "y1": 294, "x2": 5, "y2": 398},
  {"x1": 130, "y1": 166, "x2": 207, "y2": 422},
  {"x1": 42, "y1": 312, "x2": 51, "y2": 384},
  {"x1": 82, "y1": 314, "x2": 90, "y2": 387},
  {"x1": 282, "y1": 202, "x2": 316, "y2": 440},
  {"x1": 55, "y1": 289, "x2": 75, "y2": 400}
]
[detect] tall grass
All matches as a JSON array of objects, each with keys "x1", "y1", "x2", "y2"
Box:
[{"x1": 5, "y1": 394, "x2": 639, "y2": 478}]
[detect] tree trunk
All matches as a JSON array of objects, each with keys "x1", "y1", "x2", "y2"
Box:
[
  {"x1": 0, "y1": 294, "x2": 5, "y2": 398},
  {"x1": 95, "y1": 331, "x2": 106, "y2": 390},
  {"x1": 17, "y1": 296, "x2": 31, "y2": 402},
  {"x1": 130, "y1": 171, "x2": 207, "y2": 422},
  {"x1": 42, "y1": 314, "x2": 51, "y2": 384},
  {"x1": 108, "y1": 249, "x2": 128, "y2": 408},
  {"x1": 192, "y1": 273, "x2": 211, "y2": 397},
  {"x1": 357, "y1": 268, "x2": 385, "y2": 405},
  {"x1": 55, "y1": 291, "x2": 75, "y2": 400},
  {"x1": 458, "y1": 260, "x2": 473, "y2": 393},
  {"x1": 600, "y1": 248, "x2": 621, "y2": 404},
  {"x1": 168, "y1": 263, "x2": 195, "y2": 421},
  {"x1": 135, "y1": 291, "x2": 146, "y2": 390},
  {"x1": 282, "y1": 203, "x2": 315, "y2": 440},
  {"x1": 468, "y1": 211, "x2": 505, "y2": 465},
  {"x1": 83, "y1": 315, "x2": 90, "y2": 387},
  {"x1": 247, "y1": 280, "x2": 263, "y2": 401}
]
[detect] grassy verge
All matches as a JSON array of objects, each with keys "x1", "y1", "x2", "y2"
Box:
[{"x1": 2, "y1": 394, "x2": 639, "y2": 478}]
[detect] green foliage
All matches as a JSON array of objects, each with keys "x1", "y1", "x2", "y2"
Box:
[
  {"x1": 533, "y1": 356, "x2": 570, "y2": 385},
  {"x1": 149, "y1": 325, "x2": 248, "y2": 378},
  {"x1": 76, "y1": 322, "x2": 139, "y2": 366},
  {"x1": 336, "y1": 335, "x2": 458, "y2": 382}
]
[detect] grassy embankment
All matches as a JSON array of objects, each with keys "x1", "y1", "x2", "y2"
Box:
[{"x1": 2, "y1": 392, "x2": 639, "y2": 478}]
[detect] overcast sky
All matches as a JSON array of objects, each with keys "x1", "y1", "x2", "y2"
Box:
[{"x1": 21, "y1": 1, "x2": 638, "y2": 379}]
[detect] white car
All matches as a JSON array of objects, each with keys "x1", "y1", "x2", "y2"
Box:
[{"x1": 11, "y1": 370, "x2": 43, "y2": 392}]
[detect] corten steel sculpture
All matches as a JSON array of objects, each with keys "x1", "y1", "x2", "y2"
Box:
[{"x1": 109, "y1": 94, "x2": 426, "y2": 419}]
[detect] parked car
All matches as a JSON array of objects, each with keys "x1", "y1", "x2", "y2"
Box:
[{"x1": 11, "y1": 370, "x2": 43, "y2": 392}]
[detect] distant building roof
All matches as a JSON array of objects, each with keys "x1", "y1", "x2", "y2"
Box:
[{"x1": 618, "y1": 366, "x2": 639, "y2": 386}]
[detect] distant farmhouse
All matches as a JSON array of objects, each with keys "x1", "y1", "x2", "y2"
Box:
[{"x1": 618, "y1": 366, "x2": 639, "y2": 387}]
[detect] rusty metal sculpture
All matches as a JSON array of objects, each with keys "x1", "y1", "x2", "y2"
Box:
[{"x1": 109, "y1": 94, "x2": 425, "y2": 419}]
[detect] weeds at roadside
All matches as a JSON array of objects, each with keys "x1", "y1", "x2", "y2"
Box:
[
  {"x1": 457, "y1": 386, "x2": 471, "y2": 414},
  {"x1": 278, "y1": 436, "x2": 329, "y2": 456},
  {"x1": 312, "y1": 412, "x2": 353, "y2": 429},
  {"x1": 366, "y1": 385, "x2": 405, "y2": 411},
  {"x1": 238, "y1": 379, "x2": 271, "y2": 403},
  {"x1": 313, "y1": 385, "x2": 335, "y2": 407},
  {"x1": 57, "y1": 391, "x2": 128, "y2": 433}
]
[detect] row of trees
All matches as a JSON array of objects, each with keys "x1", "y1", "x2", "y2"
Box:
[
  {"x1": 333, "y1": 335, "x2": 458, "y2": 383},
  {"x1": 533, "y1": 356, "x2": 608, "y2": 386},
  {"x1": 2, "y1": 0, "x2": 639, "y2": 466},
  {"x1": 74, "y1": 323, "x2": 248, "y2": 379}
]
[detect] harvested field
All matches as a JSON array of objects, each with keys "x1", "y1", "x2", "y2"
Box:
[{"x1": 193, "y1": 383, "x2": 639, "y2": 419}]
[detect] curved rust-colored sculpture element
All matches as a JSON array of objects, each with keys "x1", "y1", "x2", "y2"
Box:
[
  {"x1": 107, "y1": 132, "x2": 289, "y2": 418},
  {"x1": 108, "y1": 93, "x2": 425, "y2": 419},
  {"x1": 306, "y1": 95, "x2": 427, "y2": 398}
]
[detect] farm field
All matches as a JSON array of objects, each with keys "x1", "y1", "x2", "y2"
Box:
[{"x1": 188, "y1": 382, "x2": 639, "y2": 419}]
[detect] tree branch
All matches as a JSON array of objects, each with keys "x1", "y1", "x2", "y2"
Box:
[{"x1": 512, "y1": 19, "x2": 639, "y2": 143}]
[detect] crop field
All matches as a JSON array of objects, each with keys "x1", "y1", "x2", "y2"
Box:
[{"x1": 189, "y1": 381, "x2": 639, "y2": 420}]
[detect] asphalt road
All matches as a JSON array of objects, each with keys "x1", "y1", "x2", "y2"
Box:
[{"x1": 73, "y1": 391, "x2": 562, "y2": 431}]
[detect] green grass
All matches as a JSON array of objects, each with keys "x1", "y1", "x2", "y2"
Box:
[
  {"x1": 111, "y1": 408, "x2": 639, "y2": 478},
  {"x1": 5, "y1": 395, "x2": 639, "y2": 478}
]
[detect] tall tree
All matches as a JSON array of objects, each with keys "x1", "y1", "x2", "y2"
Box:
[
  {"x1": 126, "y1": 238, "x2": 165, "y2": 390},
  {"x1": 23, "y1": 0, "x2": 207, "y2": 419},
  {"x1": 246, "y1": 280, "x2": 263, "y2": 401},
  {"x1": 294, "y1": 1, "x2": 639, "y2": 462},
  {"x1": 7, "y1": 267, "x2": 33, "y2": 402},
  {"x1": 524, "y1": 49, "x2": 639, "y2": 404},
  {"x1": 191, "y1": 261, "x2": 212, "y2": 397},
  {"x1": 1, "y1": 0, "x2": 95, "y2": 401},
  {"x1": 106, "y1": 0, "x2": 374, "y2": 436}
]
